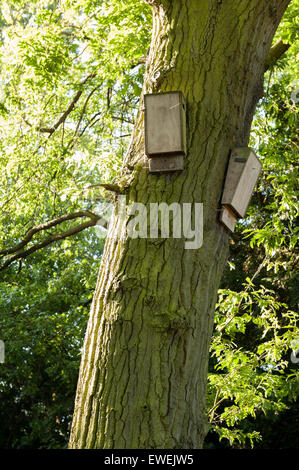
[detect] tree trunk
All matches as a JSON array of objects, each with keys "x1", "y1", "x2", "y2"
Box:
[{"x1": 69, "y1": 0, "x2": 290, "y2": 449}]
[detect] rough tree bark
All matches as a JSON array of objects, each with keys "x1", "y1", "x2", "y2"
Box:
[{"x1": 69, "y1": 0, "x2": 291, "y2": 449}]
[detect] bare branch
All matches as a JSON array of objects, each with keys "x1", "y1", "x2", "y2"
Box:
[
  {"x1": 144, "y1": 0, "x2": 162, "y2": 6},
  {"x1": 129, "y1": 56, "x2": 147, "y2": 70},
  {"x1": 112, "y1": 115, "x2": 134, "y2": 125},
  {"x1": 107, "y1": 87, "x2": 112, "y2": 109},
  {"x1": 73, "y1": 84, "x2": 102, "y2": 137},
  {"x1": 265, "y1": 38, "x2": 290, "y2": 71},
  {"x1": 38, "y1": 73, "x2": 97, "y2": 135},
  {"x1": 88, "y1": 183, "x2": 124, "y2": 194},
  {"x1": 0, "y1": 210, "x2": 100, "y2": 256},
  {"x1": 0, "y1": 210, "x2": 107, "y2": 271},
  {"x1": 78, "y1": 112, "x2": 102, "y2": 137}
]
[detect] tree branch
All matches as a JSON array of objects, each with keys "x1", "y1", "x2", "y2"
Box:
[
  {"x1": 38, "y1": 73, "x2": 96, "y2": 135},
  {"x1": 129, "y1": 56, "x2": 147, "y2": 70},
  {"x1": 73, "y1": 84, "x2": 102, "y2": 138},
  {"x1": 0, "y1": 211, "x2": 100, "y2": 256},
  {"x1": 112, "y1": 115, "x2": 134, "y2": 125},
  {"x1": 88, "y1": 183, "x2": 124, "y2": 194},
  {"x1": 79, "y1": 112, "x2": 102, "y2": 137},
  {"x1": 0, "y1": 210, "x2": 107, "y2": 271},
  {"x1": 265, "y1": 38, "x2": 290, "y2": 71},
  {"x1": 144, "y1": 0, "x2": 162, "y2": 5}
]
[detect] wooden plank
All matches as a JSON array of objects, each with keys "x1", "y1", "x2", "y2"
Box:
[
  {"x1": 231, "y1": 149, "x2": 262, "y2": 217},
  {"x1": 221, "y1": 148, "x2": 262, "y2": 218},
  {"x1": 149, "y1": 155, "x2": 184, "y2": 173},
  {"x1": 144, "y1": 92, "x2": 186, "y2": 157},
  {"x1": 221, "y1": 149, "x2": 247, "y2": 207},
  {"x1": 219, "y1": 206, "x2": 237, "y2": 233}
]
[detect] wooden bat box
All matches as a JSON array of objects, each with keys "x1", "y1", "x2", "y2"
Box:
[
  {"x1": 221, "y1": 148, "x2": 262, "y2": 219},
  {"x1": 144, "y1": 91, "x2": 186, "y2": 172}
]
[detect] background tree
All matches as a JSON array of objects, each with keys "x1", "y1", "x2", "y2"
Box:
[{"x1": 0, "y1": 0, "x2": 297, "y2": 449}]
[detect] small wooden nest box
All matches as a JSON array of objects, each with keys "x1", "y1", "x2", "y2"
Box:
[
  {"x1": 144, "y1": 91, "x2": 186, "y2": 173},
  {"x1": 220, "y1": 147, "x2": 262, "y2": 232}
]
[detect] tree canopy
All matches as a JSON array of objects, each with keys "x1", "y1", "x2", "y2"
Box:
[{"x1": 0, "y1": 0, "x2": 298, "y2": 449}]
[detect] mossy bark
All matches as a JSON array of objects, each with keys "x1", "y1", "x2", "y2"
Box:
[{"x1": 69, "y1": 0, "x2": 290, "y2": 449}]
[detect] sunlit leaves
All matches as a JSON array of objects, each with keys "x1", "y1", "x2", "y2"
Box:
[
  {"x1": 0, "y1": 0, "x2": 151, "y2": 262},
  {"x1": 209, "y1": 4, "x2": 299, "y2": 446},
  {"x1": 209, "y1": 284, "x2": 298, "y2": 447}
]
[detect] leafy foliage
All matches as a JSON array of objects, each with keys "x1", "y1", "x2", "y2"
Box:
[
  {"x1": 206, "y1": 39, "x2": 299, "y2": 447},
  {"x1": 0, "y1": 0, "x2": 151, "y2": 263},
  {"x1": 0, "y1": 0, "x2": 298, "y2": 449},
  {"x1": 0, "y1": 231, "x2": 104, "y2": 448}
]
